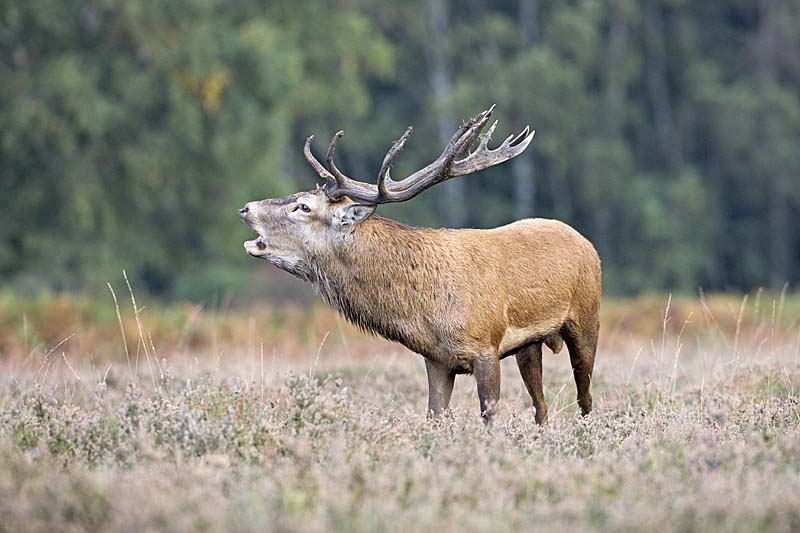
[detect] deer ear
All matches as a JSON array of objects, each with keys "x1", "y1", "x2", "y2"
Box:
[{"x1": 333, "y1": 202, "x2": 376, "y2": 228}]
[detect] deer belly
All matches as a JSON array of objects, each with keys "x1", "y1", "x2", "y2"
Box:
[{"x1": 499, "y1": 321, "x2": 563, "y2": 356}]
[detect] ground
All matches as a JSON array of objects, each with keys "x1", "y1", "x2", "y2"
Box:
[{"x1": 0, "y1": 293, "x2": 798, "y2": 531}]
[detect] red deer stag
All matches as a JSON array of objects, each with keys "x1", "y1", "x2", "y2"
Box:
[{"x1": 240, "y1": 106, "x2": 601, "y2": 424}]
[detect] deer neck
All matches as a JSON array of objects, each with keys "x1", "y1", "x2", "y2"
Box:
[{"x1": 309, "y1": 216, "x2": 437, "y2": 346}]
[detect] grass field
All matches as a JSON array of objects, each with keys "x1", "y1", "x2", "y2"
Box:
[{"x1": 1, "y1": 290, "x2": 799, "y2": 531}]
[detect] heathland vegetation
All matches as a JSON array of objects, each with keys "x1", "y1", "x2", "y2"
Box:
[{"x1": 0, "y1": 290, "x2": 798, "y2": 530}]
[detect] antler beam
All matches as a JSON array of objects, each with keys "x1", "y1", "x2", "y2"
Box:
[{"x1": 302, "y1": 106, "x2": 535, "y2": 205}]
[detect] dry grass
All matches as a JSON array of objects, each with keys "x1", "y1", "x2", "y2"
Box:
[{"x1": 1, "y1": 290, "x2": 799, "y2": 531}]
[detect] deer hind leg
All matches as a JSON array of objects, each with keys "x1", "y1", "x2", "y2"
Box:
[
  {"x1": 474, "y1": 353, "x2": 501, "y2": 425},
  {"x1": 562, "y1": 317, "x2": 599, "y2": 417},
  {"x1": 516, "y1": 342, "x2": 547, "y2": 425},
  {"x1": 425, "y1": 358, "x2": 455, "y2": 417}
]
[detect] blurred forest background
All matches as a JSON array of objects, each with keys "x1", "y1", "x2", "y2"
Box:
[{"x1": 1, "y1": 0, "x2": 799, "y2": 303}]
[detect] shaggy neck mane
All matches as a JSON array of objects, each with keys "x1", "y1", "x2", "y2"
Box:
[{"x1": 308, "y1": 216, "x2": 445, "y2": 352}]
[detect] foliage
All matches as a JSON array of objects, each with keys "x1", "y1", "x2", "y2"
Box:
[{"x1": 1, "y1": 0, "x2": 799, "y2": 297}]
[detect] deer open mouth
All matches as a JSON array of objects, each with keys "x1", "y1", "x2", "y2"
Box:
[{"x1": 243, "y1": 234, "x2": 268, "y2": 257}]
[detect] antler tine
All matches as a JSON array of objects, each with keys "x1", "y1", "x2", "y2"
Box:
[
  {"x1": 306, "y1": 132, "x2": 378, "y2": 202},
  {"x1": 304, "y1": 136, "x2": 336, "y2": 185},
  {"x1": 479, "y1": 120, "x2": 499, "y2": 150},
  {"x1": 449, "y1": 122, "x2": 535, "y2": 177},
  {"x1": 375, "y1": 106, "x2": 494, "y2": 202},
  {"x1": 325, "y1": 131, "x2": 353, "y2": 186},
  {"x1": 510, "y1": 125, "x2": 531, "y2": 146},
  {"x1": 377, "y1": 126, "x2": 413, "y2": 197},
  {"x1": 326, "y1": 131, "x2": 344, "y2": 172}
]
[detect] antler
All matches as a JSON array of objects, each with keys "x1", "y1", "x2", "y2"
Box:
[{"x1": 302, "y1": 105, "x2": 535, "y2": 205}]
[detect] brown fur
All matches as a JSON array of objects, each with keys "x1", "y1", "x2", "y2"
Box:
[
  {"x1": 242, "y1": 187, "x2": 601, "y2": 424},
  {"x1": 315, "y1": 216, "x2": 597, "y2": 365}
]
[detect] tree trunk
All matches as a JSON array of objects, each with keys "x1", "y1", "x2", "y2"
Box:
[
  {"x1": 591, "y1": 0, "x2": 630, "y2": 259},
  {"x1": 755, "y1": 0, "x2": 791, "y2": 288},
  {"x1": 423, "y1": 0, "x2": 465, "y2": 227},
  {"x1": 512, "y1": 0, "x2": 539, "y2": 220},
  {"x1": 643, "y1": 0, "x2": 681, "y2": 170},
  {"x1": 604, "y1": 0, "x2": 628, "y2": 135}
]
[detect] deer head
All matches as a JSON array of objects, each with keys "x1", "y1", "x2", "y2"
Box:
[{"x1": 239, "y1": 106, "x2": 534, "y2": 279}]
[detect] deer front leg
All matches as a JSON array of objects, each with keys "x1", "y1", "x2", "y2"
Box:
[
  {"x1": 474, "y1": 354, "x2": 501, "y2": 424},
  {"x1": 425, "y1": 358, "x2": 455, "y2": 417}
]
